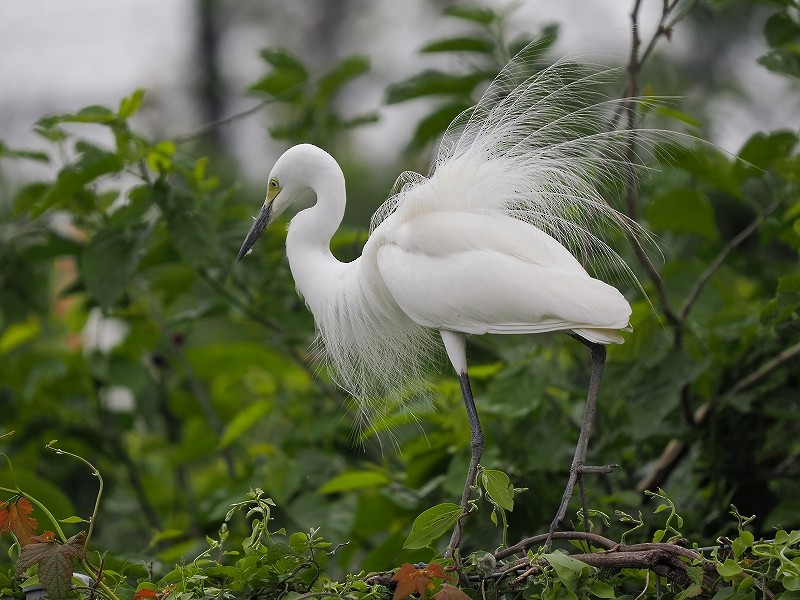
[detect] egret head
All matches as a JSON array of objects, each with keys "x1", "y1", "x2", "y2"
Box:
[
  {"x1": 236, "y1": 144, "x2": 341, "y2": 261},
  {"x1": 236, "y1": 151, "x2": 306, "y2": 261}
]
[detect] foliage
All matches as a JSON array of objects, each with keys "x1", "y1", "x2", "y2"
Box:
[{"x1": 1, "y1": 1, "x2": 799, "y2": 600}]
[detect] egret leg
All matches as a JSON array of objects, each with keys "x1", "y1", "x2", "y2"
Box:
[
  {"x1": 440, "y1": 331, "x2": 483, "y2": 558},
  {"x1": 447, "y1": 372, "x2": 484, "y2": 556},
  {"x1": 547, "y1": 341, "x2": 618, "y2": 549}
]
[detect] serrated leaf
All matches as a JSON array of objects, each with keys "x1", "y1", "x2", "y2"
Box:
[
  {"x1": 481, "y1": 469, "x2": 514, "y2": 511},
  {"x1": 717, "y1": 559, "x2": 744, "y2": 578},
  {"x1": 16, "y1": 532, "x2": 85, "y2": 600},
  {"x1": 0, "y1": 498, "x2": 38, "y2": 545},
  {"x1": 387, "y1": 71, "x2": 487, "y2": 104},
  {"x1": 403, "y1": 503, "x2": 462, "y2": 549},
  {"x1": 319, "y1": 470, "x2": 390, "y2": 494},
  {"x1": 421, "y1": 36, "x2": 494, "y2": 54}
]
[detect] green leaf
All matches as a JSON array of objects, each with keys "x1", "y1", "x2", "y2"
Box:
[
  {"x1": 146, "y1": 140, "x2": 176, "y2": 173},
  {"x1": 765, "y1": 12, "x2": 800, "y2": 47},
  {"x1": 0, "y1": 318, "x2": 40, "y2": 355},
  {"x1": 481, "y1": 469, "x2": 514, "y2": 511},
  {"x1": 81, "y1": 227, "x2": 147, "y2": 311},
  {"x1": 249, "y1": 48, "x2": 309, "y2": 97},
  {"x1": 443, "y1": 5, "x2": 497, "y2": 24},
  {"x1": 158, "y1": 188, "x2": 216, "y2": 264},
  {"x1": 733, "y1": 530, "x2": 755, "y2": 559},
  {"x1": 420, "y1": 36, "x2": 495, "y2": 54},
  {"x1": 735, "y1": 130, "x2": 798, "y2": 179},
  {"x1": 218, "y1": 401, "x2": 272, "y2": 449},
  {"x1": 717, "y1": 559, "x2": 744, "y2": 578},
  {"x1": 317, "y1": 55, "x2": 370, "y2": 104},
  {"x1": 407, "y1": 101, "x2": 471, "y2": 152},
  {"x1": 118, "y1": 89, "x2": 145, "y2": 119},
  {"x1": 784, "y1": 577, "x2": 800, "y2": 592},
  {"x1": 57, "y1": 516, "x2": 87, "y2": 524},
  {"x1": 644, "y1": 187, "x2": 718, "y2": 239},
  {"x1": 403, "y1": 503, "x2": 462, "y2": 549},
  {"x1": 655, "y1": 106, "x2": 702, "y2": 128},
  {"x1": 543, "y1": 552, "x2": 591, "y2": 591},
  {"x1": 758, "y1": 47, "x2": 800, "y2": 79},
  {"x1": 0, "y1": 140, "x2": 49, "y2": 163},
  {"x1": 386, "y1": 71, "x2": 487, "y2": 104},
  {"x1": 319, "y1": 471, "x2": 390, "y2": 494},
  {"x1": 590, "y1": 581, "x2": 616, "y2": 599},
  {"x1": 289, "y1": 532, "x2": 309, "y2": 553},
  {"x1": 39, "y1": 142, "x2": 123, "y2": 215}
]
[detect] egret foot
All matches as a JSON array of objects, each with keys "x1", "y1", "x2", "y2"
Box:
[
  {"x1": 545, "y1": 340, "x2": 615, "y2": 551},
  {"x1": 546, "y1": 461, "x2": 620, "y2": 549}
]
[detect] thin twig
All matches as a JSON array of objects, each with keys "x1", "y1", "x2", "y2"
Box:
[
  {"x1": 637, "y1": 340, "x2": 800, "y2": 491},
  {"x1": 619, "y1": 0, "x2": 687, "y2": 328},
  {"x1": 678, "y1": 201, "x2": 780, "y2": 322},
  {"x1": 172, "y1": 100, "x2": 270, "y2": 144}
]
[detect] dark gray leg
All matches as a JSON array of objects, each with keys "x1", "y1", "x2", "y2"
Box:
[
  {"x1": 446, "y1": 372, "x2": 484, "y2": 557},
  {"x1": 547, "y1": 341, "x2": 617, "y2": 548}
]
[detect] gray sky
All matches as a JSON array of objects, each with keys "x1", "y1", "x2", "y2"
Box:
[{"x1": 1, "y1": 0, "x2": 795, "y2": 185}]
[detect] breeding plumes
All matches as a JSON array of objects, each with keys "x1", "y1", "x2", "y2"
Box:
[{"x1": 237, "y1": 43, "x2": 656, "y2": 552}]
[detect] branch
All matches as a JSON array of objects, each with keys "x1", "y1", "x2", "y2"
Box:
[
  {"x1": 619, "y1": 0, "x2": 690, "y2": 328},
  {"x1": 678, "y1": 201, "x2": 780, "y2": 322},
  {"x1": 637, "y1": 340, "x2": 800, "y2": 491},
  {"x1": 172, "y1": 100, "x2": 270, "y2": 144}
]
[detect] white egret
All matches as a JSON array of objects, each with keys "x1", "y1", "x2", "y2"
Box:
[{"x1": 238, "y1": 45, "x2": 652, "y2": 552}]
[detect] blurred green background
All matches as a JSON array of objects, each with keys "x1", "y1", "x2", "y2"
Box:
[{"x1": 1, "y1": 0, "x2": 798, "y2": 578}]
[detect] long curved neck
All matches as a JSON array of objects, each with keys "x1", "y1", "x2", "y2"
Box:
[{"x1": 285, "y1": 159, "x2": 348, "y2": 307}]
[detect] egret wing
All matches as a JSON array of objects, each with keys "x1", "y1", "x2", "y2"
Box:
[{"x1": 374, "y1": 211, "x2": 631, "y2": 341}]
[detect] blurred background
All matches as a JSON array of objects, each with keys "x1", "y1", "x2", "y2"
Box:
[{"x1": 1, "y1": 0, "x2": 798, "y2": 584}]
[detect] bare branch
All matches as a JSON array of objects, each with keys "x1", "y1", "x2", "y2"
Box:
[{"x1": 679, "y1": 201, "x2": 780, "y2": 322}]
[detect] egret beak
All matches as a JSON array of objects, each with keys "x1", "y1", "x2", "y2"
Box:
[{"x1": 237, "y1": 201, "x2": 272, "y2": 262}]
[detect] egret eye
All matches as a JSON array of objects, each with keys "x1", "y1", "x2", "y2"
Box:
[{"x1": 269, "y1": 178, "x2": 279, "y2": 189}]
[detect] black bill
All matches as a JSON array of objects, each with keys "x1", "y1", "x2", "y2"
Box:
[{"x1": 237, "y1": 201, "x2": 272, "y2": 262}]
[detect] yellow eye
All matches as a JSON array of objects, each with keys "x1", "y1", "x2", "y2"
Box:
[{"x1": 269, "y1": 178, "x2": 279, "y2": 189}]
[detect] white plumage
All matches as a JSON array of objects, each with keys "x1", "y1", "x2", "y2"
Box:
[{"x1": 238, "y1": 44, "x2": 655, "y2": 550}]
